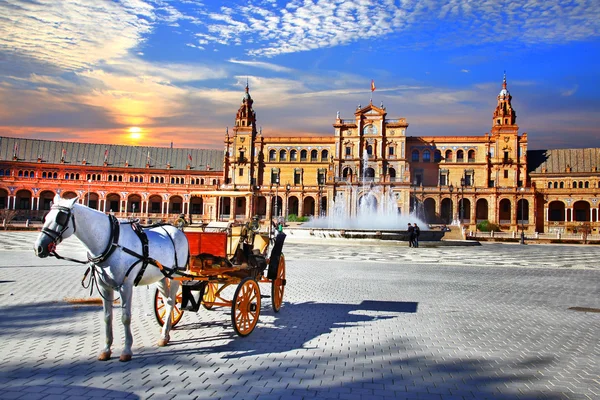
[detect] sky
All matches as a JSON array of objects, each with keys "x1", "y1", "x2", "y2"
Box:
[{"x1": 1, "y1": 0, "x2": 599, "y2": 151}]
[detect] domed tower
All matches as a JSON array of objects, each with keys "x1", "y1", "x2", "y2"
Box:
[
  {"x1": 492, "y1": 72, "x2": 517, "y2": 127},
  {"x1": 488, "y1": 73, "x2": 528, "y2": 188},
  {"x1": 224, "y1": 83, "x2": 260, "y2": 189}
]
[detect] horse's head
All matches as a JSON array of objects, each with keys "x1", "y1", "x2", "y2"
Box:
[{"x1": 34, "y1": 194, "x2": 79, "y2": 258}]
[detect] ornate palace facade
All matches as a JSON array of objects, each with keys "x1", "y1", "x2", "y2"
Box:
[{"x1": 1, "y1": 76, "x2": 599, "y2": 234}]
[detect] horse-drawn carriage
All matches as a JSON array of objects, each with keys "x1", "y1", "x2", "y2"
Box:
[
  {"x1": 154, "y1": 220, "x2": 286, "y2": 336},
  {"x1": 34, "y1": 195, "x2": 286, "y2": 361}
]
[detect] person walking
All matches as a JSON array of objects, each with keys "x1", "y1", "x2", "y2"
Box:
[
  {"x1": 407, "y1": 223, "x2": 415, "y2": 247},
  {"x1": 413, "y1": 223, "x2": 421, "y2": 248}
]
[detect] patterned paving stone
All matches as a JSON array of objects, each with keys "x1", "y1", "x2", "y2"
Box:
[{"x1": 0, "y1": 232, "x2": 598, "y2": 400}]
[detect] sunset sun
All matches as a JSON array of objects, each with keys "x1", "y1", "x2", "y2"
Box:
[{"x1": 128, "y1": 126, "x2": 142, "y2": 139}]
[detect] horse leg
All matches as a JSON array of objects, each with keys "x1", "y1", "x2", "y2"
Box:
[
  {"x1": 118, "y1": 284, "x2": 134, "y2": 362},
  {"x1": 156, "y1": 278, "x2": 180, "y2": 347},
  {"x1": 98, "y1": 285, "x2": 114, "y2": 361}
]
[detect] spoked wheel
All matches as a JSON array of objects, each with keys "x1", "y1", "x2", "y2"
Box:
[
  {"x1": 231, "y1": 277, "x2": 261, "y2": 336},
  {"x1": 153, "y1": 285, "x2": 184, "y2": 328},
  {"x1": 271, "y1": 254, "x2": 286, "y2": 313},
  {"x1": 202, "y1": 282, "x2": 218, "y2": 310}
]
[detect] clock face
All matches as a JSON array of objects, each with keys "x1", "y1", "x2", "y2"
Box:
[{"x1": 363, "y1": 124, "x2": 378, "y2": 135}]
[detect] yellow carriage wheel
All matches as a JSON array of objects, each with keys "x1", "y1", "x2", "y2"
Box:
[
  {"x1": 231, "y1": 278, "x2": 261, "y2": 336},
  {"x1": 271, "y1": 254, "x2": 286, "y2": 313},
  {"x1": 202, "y1": 282, "x2": 218, "y2": 310},
  {"x1": 153, "y1": 286, "x2": 184, "y2": 328}
]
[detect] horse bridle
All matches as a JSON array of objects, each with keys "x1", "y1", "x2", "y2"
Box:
[{"x1": 41, "y1": 205, "x2": 77, "y2": 248}]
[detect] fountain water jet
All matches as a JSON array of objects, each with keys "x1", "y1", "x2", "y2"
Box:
[{"x1": 296, "y1": 152, "x2": 443, "y2": 241}]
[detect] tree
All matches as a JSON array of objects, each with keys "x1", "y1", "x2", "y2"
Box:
[{"x1": 0, "y1": 209, "x2": 19, "y2": 230}]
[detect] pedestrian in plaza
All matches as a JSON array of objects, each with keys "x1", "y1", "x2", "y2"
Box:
[
  {"x1": 407, "y1": 223, "x2": 415, "y2": 247},
  {"x1": 413, "y1": 223, "x2": 421, "y2": 248}
]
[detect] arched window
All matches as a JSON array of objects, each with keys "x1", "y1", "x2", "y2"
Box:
[
  {"x1": 423, "y1": 150, "x2": 431, "y2": 163},
  {"x1": 554, "y1": 182, "x2": 558, "y2": 189},
  {"x1": 585, "y1": 181, "x2": 589, "y2": 188},
  {"x1": 411, "y1": 149, "x2": 419, "y2": 162},
  {"x1": 573, "y1": 181, "x2": 577, "y2": 188},
  {"x1": 201, "y1": 178, "x2": 205, "y2": 185},
  {"x1": 64, "y1": 173, "x2": 69, "y2": 179},
  {"x1": 310, "y1": 150, "x2": 318, "y2": 161},
  {"x1": 24, "y1": 171, "x2": 29, "y2": 177},
  {"x1": 42, "y1": 172, "x2": 47, "y2": 178},
  {"x1": 560, "y1": 182, "x2": 564, "y2": 188},
  {"x1": 53, "y1": 172, "x2": 57, "y2": 179},
  {"x1": 290, "y1": 149, "x2": 298, "y2": 161},
  {"x1": 150, "y1": 176, "x2": 154, "y2": 183},
  {"x1": 468, "y1": 149, "x2": 475, "y2": 162},
  {"x1": 300, "y1": 150, "x2": 308, "y2": 161},
  {"x1": 457, "y1": 150, "x2": 464, "y2": 162},
  {"x1": 578, "y1": 181, "x2": 583, "y2": 188},
  {"x1": 548, "y1": 182, "x2": 552, "y2": 189},
  {"x1": 279, "y1": 149, "x2": 287, "y2": 161},
  {"x1": 269, "y1": 149, "x2": 276, "y2": 161},
  {"x1": 434, "y1": 150, "x2": 442, "y2": 163},
  {"x1": 118, "y1": 176, "x2": 123, "y2": 182},
  {"x1": 321, "y1": 149, "x2": 328, "y2": 161},
  {"x1": 445, "y1": 150, "x2": 452, "y2": 162},
  {"x1": 366, "y1": 144, "x2": 373, "y2": 157}
]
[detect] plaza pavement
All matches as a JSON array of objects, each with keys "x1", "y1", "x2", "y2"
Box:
[{"x1": 0, "y1": 231, "x2": 598, "y2": 400}]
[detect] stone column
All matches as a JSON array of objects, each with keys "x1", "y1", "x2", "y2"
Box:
[{"x1": 229, "y1": 196, "x2": 235, "y2": 221}]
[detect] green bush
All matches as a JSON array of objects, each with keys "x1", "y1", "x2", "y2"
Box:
[
  {"x1": 476, "y1": 220, "x2": 501, "y2": 232},
  {"x1": 287, "y1": 214, "x2": 310, "y2": 222}
]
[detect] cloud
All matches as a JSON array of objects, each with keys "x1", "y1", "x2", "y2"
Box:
[
  {"x1": 461, "y1": 69, "x2": 470, "y2": 73},
  {"x1": 228, "y1": 59, "x2": 294, "y2": 73},
  {"x1": 0, "y1": 0, "x2": 155, "y2": 71},
  {"x1": 189, "y1": 0, "x2": 600, "y2": 56},
  {"x1": 561, "y1": 85, "x2": 578, "y2": 97}
]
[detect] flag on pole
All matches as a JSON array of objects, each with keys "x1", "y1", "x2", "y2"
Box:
[
  {"x1": 104, "y1": 148, "x2": 108, "y2": 161},
  {"x1": 188, "y1": 153, "x2": 192, "y2": 163},
  {"x1": 147, "y1": 151, "x2": 150, "y2": 164},
  {"x1": 13, "y1": 142, "x2": 18, "y2": 157},
  {"x1": 371, "y1": 79, "x2": 376, "y2": 92}
]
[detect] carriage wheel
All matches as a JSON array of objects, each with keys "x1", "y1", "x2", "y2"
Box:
[
  {"x1": 271, "y1": 254, "x2": 286, "y2": 313},
  {"x1": 153, "y1": 286, "x2": 184, "y2": 328},
  {"x1": 202, "y1": 282, "x2": 218, "y2": 310},
  {"x1": 231, "y1": 278, "x2": 261, "y2": 336}
]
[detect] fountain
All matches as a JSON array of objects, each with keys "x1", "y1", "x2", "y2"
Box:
[{"x1": 290, "y1": 152, "x2": 445, "y2": 242}]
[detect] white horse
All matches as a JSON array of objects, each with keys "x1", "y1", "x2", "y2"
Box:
[{"x1": 34, "y1": 195, "x2": 188, "y2": 362}]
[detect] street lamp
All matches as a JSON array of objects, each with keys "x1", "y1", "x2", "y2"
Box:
[
  {"x1": 132, "y1": 203, "x2": 136, "y2": 217},
  {"x1": 274, "y1": 176, "x2": 280, "y2": 219},
  {"x1": 87, "y1": 179, "x2": 92, "y2": 207},
  {"x1": 460, "y1": 177, "x2": 465, "y2": 224},
  {"x1": 317, "y1": 175, "x2": 325, "y2": 217},
  {"x1": 520, "y1": 187, "x2": 526, "y2": 244},
  {"x1": 420, "y1": 184, "x2": 425, "y2": 221},
  {"x1": 285, "y1": 183, "x2": 291, "y2": 221},
  {"x1": 448, "y1": 183, "x2": 454, "y2": 224}
]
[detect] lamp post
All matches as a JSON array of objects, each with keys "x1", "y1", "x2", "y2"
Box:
[
  {"x1": 317, "y1": 175, "x2": 325, "y2": 217},
  {"x1": 87, "y1": 179, "x2": 92, "y2": 207},
  {"x1": 285, "y1": 183, "x2": 291, "y2": 221},
  {"x1": 448, "y1": 183, "x2": 454, "y2": 224},
  {"x1": 274, "y1": 176, "x2": 280, "y2": 220},
  {"x1": 132, "y1": 203, "x2": 136, "y2": 218},
  {"x1": 460, "y1": 177, "x2": 465, "y2": 224},
  {"x1": 520, "y1": 187, "x2": 526, "y2": 244},
  {"x1": 420, "y1": 184, "x2": 425, "y2": 221}
]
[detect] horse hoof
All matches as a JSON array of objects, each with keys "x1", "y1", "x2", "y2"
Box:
[
  {"x1": 157, "y1": 338, "x2": 169, "y2": 347},
  {"x1": 97, "y1": 351, "x2": 111, "y2": 361},
  {"x1": 119, "y1": 354, "x2": 132, "y2": 362}
]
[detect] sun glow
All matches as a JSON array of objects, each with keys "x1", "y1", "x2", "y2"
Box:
[{"x1": 128, "y1": 126, "x2": 142, "y2": 139}]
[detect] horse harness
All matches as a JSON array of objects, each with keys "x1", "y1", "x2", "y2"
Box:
[{"x1": 45, "y1": 206, "x2": 182, "y2": 288}]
